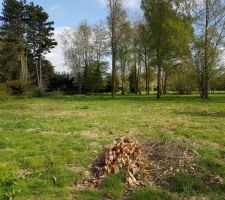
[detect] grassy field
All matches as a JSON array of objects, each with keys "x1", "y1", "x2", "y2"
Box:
[{"x1": 0, "y1": 94, "x2": 225, "y2": 200}]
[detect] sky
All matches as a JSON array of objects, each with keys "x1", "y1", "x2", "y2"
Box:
[{"x1": 0, "y1": 0, "x2": 142, "y2": 72}]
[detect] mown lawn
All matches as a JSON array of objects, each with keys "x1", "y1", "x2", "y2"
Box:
[{"x1": 0, "y1": 94, "x2": 225, "y2": 200}]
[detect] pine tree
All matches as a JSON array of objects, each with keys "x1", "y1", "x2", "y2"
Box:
[
  {"x1": 0, "y1": 0, "x2": 27, "y2": 82},
  {"x1": 26, "y1": 3, "x2": 57, "y2": 87}
]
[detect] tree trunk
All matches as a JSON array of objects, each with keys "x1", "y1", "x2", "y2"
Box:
[
  {"x1": 134, "y1": 54, "x2": 138, "y2": 95},
  {"x1": 35, "y1": 60, "x2": 40, "y2": 86},
  {"x1": 157, "y1": 64, "x2": 162, "y2": 99},
  {"x1": 25, "y1": 50, "x2": 28, "y2": 84},
  {"x1": 162, "y1": 70, "x2": 168, "y2": 95},
  {"x1": 20, "y1": 51, "x2": 25, "y2": 82},
  {"x1": 121, "y1": 61, "x2": 126, "y2": 95},
  {"x1": 112, "y1": 47, "x2": 116, "y2": 98},
  {"x1": 39, "y1": 55, "x2": 43, "y2": 87},
  {"x1": 137, "y1": 59, "x2": 142, "y2": 95},
  {"x1": 202, "y1": 0, "x2": 209, "y2": 99},
  {"x1": 144, "y1": 50, "x2": 150, "y2": 95}
]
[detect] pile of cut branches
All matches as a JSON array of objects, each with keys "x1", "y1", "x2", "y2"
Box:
[
  {"x1": 91, "y1": 137, "x2": 149, "y2": 187},
  {"x1": 143, "y1": 140, "x2": 223, "y2": 186}
]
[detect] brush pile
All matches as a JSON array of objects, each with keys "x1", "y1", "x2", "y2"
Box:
[{"x1": 91, "y1": 137, "x2": 149, "y2": 187}]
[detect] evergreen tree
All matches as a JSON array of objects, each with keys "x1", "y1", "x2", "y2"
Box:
[
  {"x1": 0, "y1": 0, "x2": 26, "y2": 82},
  {"x1": 26, "y1": 2, "x2": 57, "y2": 87}
]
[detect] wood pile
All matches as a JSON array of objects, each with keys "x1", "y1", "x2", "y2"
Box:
[{"x1": 92, "y1": 137, "x2": 148, "y2": 187}]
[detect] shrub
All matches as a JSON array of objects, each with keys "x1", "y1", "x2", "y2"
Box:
[
  {"x1": 30, "y1": 86, "x2": 46, "y2": 97},
  {"x1": 5, "y1": 80, "x2": 26, "y2": 95},
  {"x1": 48, "y1": 73, "x2": 76, "y2": 93},
  {"x1": 0, "y1": 84, "x2": 10, "y2": 100}
]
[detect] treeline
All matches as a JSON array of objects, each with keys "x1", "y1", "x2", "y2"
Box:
[
  {"x1": 61, "y1": 0, "x2": 225, "y2": 99},
  {"x1": 1, "y1": 0, "x2": 225, "y2": 99},
  {"x1": 0, "y1": 0, "x2": 56, "y2": 88}
]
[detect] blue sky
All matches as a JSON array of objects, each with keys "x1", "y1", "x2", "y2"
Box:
[{"x1": 0, "y1": 0, "x2": 142, "y2": 72}]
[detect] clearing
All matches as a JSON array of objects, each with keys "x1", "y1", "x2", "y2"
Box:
[{"x1": 0, "y1": 94, "x2": 225, "y2": 200}]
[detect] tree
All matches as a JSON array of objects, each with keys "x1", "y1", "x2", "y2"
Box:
[
  {"x1": 0, "y1": 0, "x2": 27, "y2": 82},
  {"x1": 107, "y1": 0, "x2": 127, "y2": 98},
  {"x1": 93, "y1": 21, "x2": 110, "y2": 62},
  {"x1": 118, "y1": 21, "x2": 132, "y2": 95},
  {"x1": 61, "y1": 21, "x2": 109, "y2": 94},
  {"x1": 135, "y1": 20, "x2": 152, "y2": 95},
  {"x1": 26, "y1": 2, "x2": 57, "y2": 87},
  {"x1": 0, "y1": 41, "x2": 20, "y2": 82},
  {"x1": 168, "y1": 57, "x2": 197, "y2": 94},
  {"x1": 141, "y1": 0, "x2": 192, "y2": 99},
  {"x1": 192, "y1": 0, "x2": 225, "y2": 99}
]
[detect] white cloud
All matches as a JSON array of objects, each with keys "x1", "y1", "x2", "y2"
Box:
[
  {"x1": 49, "y1": 5, "x2": 62, "y2": 12},
  {"x1": 97, "y1": 0, "x2": 141, "y2": 10},
  {"x1": 48, "y1": 4, "x2": 65, "y2": 17},
  {"x1": 126, "y1": 0, "x2": 140, "y2": 9},
  {"x1": 45, "y1": 26, "x2": 70, "y2": 73},
  {"x1": 97, "y1": 0, "x2": 107, "y2": 6}
]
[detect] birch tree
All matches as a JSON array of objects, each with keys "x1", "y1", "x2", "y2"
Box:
[
  {"x1": 106, "y1": 0, "x2": 127, "y2": 98},
  {"x1": 193, "y1": 0, "x2": 225, "y2": 99},
  {"x1": 141, "y1": 0, "x2": 192, "y2": 99}
]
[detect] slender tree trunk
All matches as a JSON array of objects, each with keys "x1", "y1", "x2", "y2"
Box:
[
  {"x1": 203, "y1": 0, "x2": 209, "y2": 99},
  {"x1": 157, "y1": 64, "x2": 162, "y2": 99},
  {"x1": 122, "y1": 61, "x2": 126, "y2": 95},
  {"x1": 163, "y1": 70, "x2": 168, "y2": 95},
  {"x1": 20, "y1": 51, "x2": 25, "y2": 82},
  {"x1": 144, "y1": 49, "x2": 150, "y2": 95},
  {"x1": 35, "y1": 60, "x2": 40, "y2": 86},
  {"x1": 112, "y1": 47, "x2": 116, "y2": 98},
  {"x1": 134, "y1": 54, "x2": 138, "y2": 95},
  {"x1": 137, "y1": 59, "x2": 142, "y2": 95},
  {"x1": 25, "y1": 50, "x2": 28, "y2": 84},
  {"x1": 156, "y1": 47, "x2": 162, "y2": 99},
  {"x1": 78, "y1": 72, "x2": 82, "y2": 94},
  {"x1": 39, "y1": 55, "x2": 43, "y2": 87}
]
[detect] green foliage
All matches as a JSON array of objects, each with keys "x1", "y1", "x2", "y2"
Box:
[
  {"x1": 141, "y1": 0, "x2": 192, "y2": 98},
  {"x1": 0, "y1": 42, "x2": 21, "y2": 83},
  {"x1": 83, "y1": 61, "x2": 107, "y2": 94},
  {"x1": 0, "y1": 84, "x2": 10, "y2": 100},
  {"x1": 129, "y1": 65, "x2": 137, "y2": 93},
  {"x1": 0, "y1": 0, "x2": 56, "y2": 87},
  {"x1": 168, "y1": 62, "x2": 197, "y2": 94},
  {"x1": 29, "y1": 86, "x2": 46, "y2": 97},
  {"x1": 104, "y1": 73, "x2": 120, "y2": 93},
  {"x1": 5, "y1": 80, "x2": 26, "y2": 95},
  {"x1": 48, "y1": 73, "x2": 75, "y2": 93}
]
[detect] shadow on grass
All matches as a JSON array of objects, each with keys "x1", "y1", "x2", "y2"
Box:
[
  {"x1": 45, "y1": 94, "x2": 225, "y2": 103},
  {"x1": 173, "y1": 110, "x2": 225, "y2": 118}
]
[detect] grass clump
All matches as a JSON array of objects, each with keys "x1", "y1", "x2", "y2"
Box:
[
  {"x1": 167, "y1": 173, "x2": 205, "y2": 195},
  {"x1": 0, "y1": 173, "x2": 21, "y2": 200},
  {"x1": 75, "y1": 189, "x2": 103, "y2": 200},
  {"x1": 129, "y1": 187, "x2": 175, "y2": 200},
  {"x1": 101, "y1": 173, "x2": 126, "y2": 199}
]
